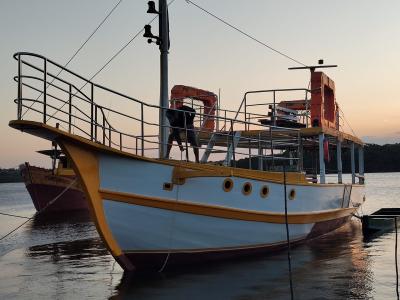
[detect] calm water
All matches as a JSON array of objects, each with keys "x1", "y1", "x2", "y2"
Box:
[{"x1": 0, "y1": 173, "x2": 399, "y2": 299}]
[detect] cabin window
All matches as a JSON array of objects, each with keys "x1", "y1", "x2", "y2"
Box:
[
  {"x1": 242, "y1": 182, "x2": 252, "y2": 196},
  {"x1": 163, "y1": 182, "x2": 173, "y2": 191},
  {"x1": 289, "y1": 189, "x2": 296, "y2": 200},
  {"x1": 223, "y1": 178, "x2": 234, "y2": 192},
  {"x1": 260, "y1": 185, "x2": 269, "y2": 198}
]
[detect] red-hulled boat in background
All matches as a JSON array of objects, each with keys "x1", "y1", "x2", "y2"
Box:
[{"x1": 20, "y1": 149, "x2": 87, "y2": 212}]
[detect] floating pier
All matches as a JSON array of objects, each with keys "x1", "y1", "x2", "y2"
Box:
[{"x1": 362, "y1": 208, "x2": 400, "y2": 236}]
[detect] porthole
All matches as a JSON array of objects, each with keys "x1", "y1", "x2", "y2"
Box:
[
  {"x1": 260, "y1": 185, "x2": 269, "y2": 198},
  {"x1": 163, "y1": 182, "x2": 173, "y2": 191},
  {"x1": 289, "y1": 189, "x2": 296, "y2": 200},
  {"x1": 223, "y1": 178, "x2": 234, "y2": 192},
  {"x1": 242, "y1": 182, "x2": 252, "y2": 196}
]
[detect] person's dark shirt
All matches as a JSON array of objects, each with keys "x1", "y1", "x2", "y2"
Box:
[{"x1": 166, "y1": 105, "x2": 196, "y2": 128}]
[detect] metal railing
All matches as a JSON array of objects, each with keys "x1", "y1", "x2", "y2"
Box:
[{"x1": 13, "y1": 52, "x2": 302, "y2": 170}]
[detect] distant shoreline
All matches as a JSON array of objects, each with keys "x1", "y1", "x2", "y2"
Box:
[{"x1": 0, "y1": 168, "x2": 23, "y2": 183}]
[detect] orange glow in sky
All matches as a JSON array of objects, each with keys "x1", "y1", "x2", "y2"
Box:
[{"x1": 1, "y1": 0, "x2": 399, "y2": 168}]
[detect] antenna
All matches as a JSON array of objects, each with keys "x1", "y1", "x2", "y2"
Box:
[{"x1": 288, "y1": 59, "x2": 337, "y2": 72}]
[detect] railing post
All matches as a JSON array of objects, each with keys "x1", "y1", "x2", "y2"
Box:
[
  {"x1": 351, "y1": 142, "x2": 356, "y2": 184},
  {"x1": 248, "y1": 139, "x2": 251, "y2": 169},
  {"x1": 358, "y1": 146, "x2": 365, "y2": 184},
  {"x1": 258, "y1": 132, "x2": 262, "y2": 171},
  {"x1": 94, "y1": 106, "x2": 98, "y2": 142},
  {"x1": 231, "y1": 120, "x2": 236, "y2": 167},
  {"x1": 90, "y1": 84, "x2": 94, "y2": 141},
  {"x1": 68, "y1": 85, "x2": 72, "y2": 133},
  {"x1": 318, "y1": 133, "x2": 326, "y2": 184},
  {"x1": 102, "y1": 114, "x2": 105, "y2": 145},
  {"x1": 244, "y1": 97, "x2": 247, "y2": 131},
  {"x1": 272, "y1": 91, "x2": 276, "y2": 127},
  {"x1": 119, "y1": 133, "x2": 122, "y2": 151},
  {"x1": 141, "y1": 103, "x2": 144, "y2": 156},
  {"x1": 350, "y1": 142, "x2": 356, "y2": 184},
  {"x1": 337, "y1": 139, "x2": 343, "y2": 184},
  {"x1": 269, "y1": 126, "x2": 274, "y2": 168},
  {"x1": 184, "y1": 113, "x2": 189, "y2": 162},
  {"x1": 298, "y1": 132, "x2": 303, "y2": 172},
  {"x1": 305, "y1": 90, "x2": 309, "y2": 128},
  {"x1": 43, "y1": 58, "x2": 47, "y2": 124},
  {"x1": 224, "y1": 110, "x2": 227, "y2": 130},
  {"x1": 17, "y1": 54, "x2": 22, "y2": 120},
  {"x1": 109, "y1": 127, "x2": 111, "y2": 147}
]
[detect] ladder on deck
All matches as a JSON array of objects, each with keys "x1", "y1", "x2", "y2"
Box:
[
  {"x1": 200, "y1": 132, "x2": 219, "y2": 163},
  {"x1": 200, "y1": 131, "x2": 242, "y2": 166},
  {"x1": 224, "y1": 131, "x2": 242, "y2": 166}
]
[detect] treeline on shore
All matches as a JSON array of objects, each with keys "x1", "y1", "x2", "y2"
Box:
[
  {"x1": 0, "y1": 168, "x2": 23, "y2": 183},
  {"x1": 314, "y1": 143, "x2": 400, "y2": 173},
  {"x1": 236, "y1": 143, "x2": 400, "y2": 173}
]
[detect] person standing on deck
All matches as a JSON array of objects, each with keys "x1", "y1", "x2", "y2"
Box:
[{"x1": 165, "y1": 103, "x2": 199, "y2": 163}]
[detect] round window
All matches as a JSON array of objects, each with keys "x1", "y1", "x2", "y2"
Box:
[
  {"x1": 242, "y1": 182, "x2": 252, "y2": 196},
  {"x1": 260, "y1": 185, "x2": 269, "y2": 198},
  {"x1": 223, "y1": 178, "x2": 234, "y2": 192},
  {"x1": 289, "y1": 189, "x2": 296, "y2": 200}
]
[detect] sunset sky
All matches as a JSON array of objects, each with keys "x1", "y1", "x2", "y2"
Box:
[{"x1": 1, "y1": 0, "x2": 399, "y2": 168}]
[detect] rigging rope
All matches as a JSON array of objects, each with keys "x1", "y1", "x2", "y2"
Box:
[
  {"x1": 46, "y1": 0, "x2": 177, "y2": 123},
  {"x1": 339, "y1": 107, "x2": 358, "y2": 138},
  {"x1": 185, "y1": 0, "x2": 307, "y2": 67},
  {"x1": 283, "y1": 163, "x2": 295, "y2": 299},
  {"x1": 395, "y1": 218, "x2": 399, "y2": 299},
  {"x1": 22, "y1": 0, "x2": 124, "y2": 118},
  {"x1": 0, "y1": 212, "x2": 31, "y2": 219},
  {"x1": 0, "y1": 178, "x2": 77, "y2": 242}
]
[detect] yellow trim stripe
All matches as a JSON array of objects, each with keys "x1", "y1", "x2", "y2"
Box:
[{"x1": 99, "y1": 188, "x2": 356, "y2": 224}]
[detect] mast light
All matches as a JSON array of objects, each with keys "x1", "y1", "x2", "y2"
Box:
[{"x1": 147, "y1": 1, "x2": 159, "y2": 14}]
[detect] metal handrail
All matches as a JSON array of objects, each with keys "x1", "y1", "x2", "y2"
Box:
[{"x1": 14, "y1": 52, "x2": 303, "y2": 169}]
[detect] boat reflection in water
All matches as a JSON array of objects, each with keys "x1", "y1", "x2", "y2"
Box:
[
  {"x1": 20, "y1": 212, "x2": 116, "y2": 299},
  {"x1": 18, "y1": 215, "x2": 373, "y2": 299},
  {"x1": 111, "y1": 221, "x2": 373, "y2": 300}
]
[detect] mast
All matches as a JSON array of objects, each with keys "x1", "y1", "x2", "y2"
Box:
[
  {"x1": 144, "y1": 0, "x2": 169, "y2": 158},
  {"x1": 159, "y1": 0, "x2": 169, "y2": 159}
]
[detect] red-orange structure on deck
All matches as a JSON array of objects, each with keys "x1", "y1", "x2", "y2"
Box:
[
  {"x1": 170, "y1": 85, "x2": 218, "y2": 131},
  {"x1": 279, "y1": 71, "x2": 339, "y2": 130},
  {"x1": 310, "y1": 71, "x2": 339, "y2": 130}
]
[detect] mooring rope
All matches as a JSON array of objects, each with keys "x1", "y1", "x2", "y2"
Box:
[
  {"x1": 158, "y1": 151, "x2": 183, "y2": 272},
  {"x1": 395, "y1": 218, "x2": 399, "y2": 299},
  {"x1": 22, "y1": 0, "x2": 124, "y2": 119},
  {"x1": 185, "y1": 0, "x2": 307, "y2": 67},
  {"x1": 283, "y1": 164, "x2": 294, "y2": 299},
  {"x1": 0, "y1": 212, "x2": 31, "y2": 219},
  {"x1": 0, "y1": 178, "x2": 77, "y2": 242}
]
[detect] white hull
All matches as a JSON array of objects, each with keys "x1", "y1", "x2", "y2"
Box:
[{"x1": 96, "y1": 152, "x2": 364, "y2": 256}]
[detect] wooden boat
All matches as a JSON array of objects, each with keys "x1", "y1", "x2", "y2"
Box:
[
  {"x1": 9, "y1": 1, "x2": 365, "y2": 272},
  {"x1": 20, "y1": 150, "x2": 87, "y2": 212}
]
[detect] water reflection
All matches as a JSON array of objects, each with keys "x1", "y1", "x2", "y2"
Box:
[
  {"x1": 111, "y1": 221, "x2": 374, "y2": 300},
  {"x1": 27, "y1": 237, "x2": 109, "y2": 263},
  {"x1": 2, "y1": 179, "x2": 399, "y2": 299},
  {"x1": 30, "y1": 209, "x2": 92, "y2": 226}
]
